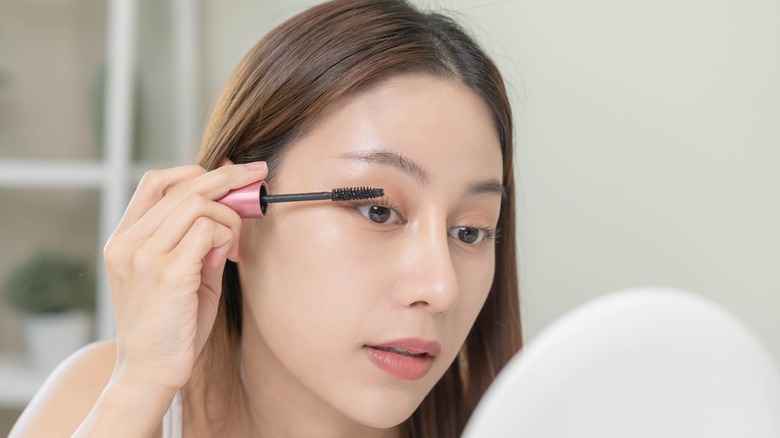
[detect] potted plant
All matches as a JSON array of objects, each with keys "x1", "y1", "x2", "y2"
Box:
[{"x1": 2, "y1": 251, "x2": 95, "y2": 373}]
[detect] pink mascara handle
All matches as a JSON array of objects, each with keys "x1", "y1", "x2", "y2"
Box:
[{"x1": 217, "y1": 180, "x2": 269, "y2": 218}]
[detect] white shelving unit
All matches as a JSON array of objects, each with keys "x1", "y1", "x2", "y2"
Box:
[{"x1": 0, "y1": 0, "x2": 199, "y2": 409}]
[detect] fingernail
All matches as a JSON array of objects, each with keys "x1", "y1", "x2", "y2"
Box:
[{"x1": 246, "y1": 161, "x2": 267, "y2": 171}]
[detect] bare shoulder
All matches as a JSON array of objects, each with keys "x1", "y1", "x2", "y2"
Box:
[{"x1": 9, "y1": 340, "x2": 117, "y2": 437}]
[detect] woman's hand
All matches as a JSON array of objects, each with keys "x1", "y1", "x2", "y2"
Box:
[{"x1": 103, "y1": 162, "x2": 267, "y2": 392}]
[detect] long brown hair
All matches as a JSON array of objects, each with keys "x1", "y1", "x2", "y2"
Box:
[{"x1": 195, "y1": 0, "x2": 522, "y2": 436}]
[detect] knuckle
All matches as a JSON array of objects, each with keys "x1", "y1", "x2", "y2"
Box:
[
  {"x1": 103, "y1": 237, "x2": 128, "y2": 268},
  {"x1": 217, "y1": 162, "x2": 246, "y2": 182},
  {"x1": 192, "y1": 216, "x2": 215, "y2": 235},
  {"x1": 158, "y1": 258, "x2": 180, "y2": 281},
  {"x1": 138, "y1": 169, "x2": 164, "y2": 192},
  {"x1": 211, "y1": 224, "x2": 235, "y2": 249},
  {"x1": 218, "y1": 223, "x2": 235, "y2": 240},
  {"x1": 138, "y1": 165, "x2": 206, "y2": 198},
  {"x1": 103, "y1": 238, "x2": 135, "y2": 291},
  {"x1": 186, "y1": 164, "x2": 207, "y2": 175},
  {"x1": 130, "y1": 247, "x2": 154, "y2": 272},
  {"x1": 181, "y1": 193, "x2": 207, "y2": 212},
  {"x1": 182, "y1": 164, "x2": 208, "y2": 182},
  {"x1": 223, "y1": 208, "x2": 242, "y2": 229},
  {"x1": 166, "y1": 182, "x2": 189, "y2": 200}
]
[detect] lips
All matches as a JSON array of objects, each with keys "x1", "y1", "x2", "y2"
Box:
[{"x1": 364, "y1": 338, "x2": 442, "y2": 380}]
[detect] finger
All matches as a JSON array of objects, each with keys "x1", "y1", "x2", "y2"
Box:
[
  {"x1": 129, "y1": 162, "x2": 267, "y2": 239},
  {"x1": 184, "y1": 161, "x2": 268, "y2": 201},
  {"x1": 147, "y1": 194, "x2": 242, "y2": 255},
  {"x1": 115, "y1": 165, "x2": 207, "y2": 235},
  {"x1": 169, "y1": 217, "x2": 235, "y2": 275}
]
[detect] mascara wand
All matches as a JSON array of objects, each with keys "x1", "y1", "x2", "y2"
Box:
[
  {"x1": 217, "y1": 181, "x2": 384, "y2": 218},
  {"x1": 262, "y1": 187, "x2": 384, "y2": 203}
]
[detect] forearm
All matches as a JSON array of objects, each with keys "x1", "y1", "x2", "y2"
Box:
[{"x1": 72, "y1": 376, "x2": 177, "y2": 437}]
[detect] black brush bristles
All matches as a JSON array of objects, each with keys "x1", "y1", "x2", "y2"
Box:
[
  {"x1": 331, "y1": 187, "x2": 384, "y2": 202},
  {"x1": 261, "y1": 187, "x2": 384, "y2": 204}
]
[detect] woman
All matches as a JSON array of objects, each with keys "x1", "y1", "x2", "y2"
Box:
[{"x1": 11, "y1": 0, "x2": 521, "y2": 436}]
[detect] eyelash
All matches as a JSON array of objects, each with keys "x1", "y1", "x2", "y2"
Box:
[
  {"x1": 349, "y1": 197, "x2": 499, "y2": 245},
  {"x1": 449, "y1": 225, "x2": 499, "y2": 245},
  {"x1": 479, "y1": 227, "x2": 499, "y2": 242},
  {"x1": 352, "y1": 196, "x2": 399, "y2": 212},
  {"x1": 350, "y1": 196, "x2": 404, "y2": 225}
]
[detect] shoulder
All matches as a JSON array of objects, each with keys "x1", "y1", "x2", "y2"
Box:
[{"x1": 9, "y1": 340, "x2": 117, "y2": 437}]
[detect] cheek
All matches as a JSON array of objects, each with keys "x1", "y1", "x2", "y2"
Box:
[
  {"x1": 241, "y1": 208, "x2": 428, "y2": 426},
  {"x1": 455, "y1": 243, "x2": 495, "y2": 296},
  {"x1": 239, "y1": 210, "x2": 498, "y2": 426},
  {"x1": 445, "y1": 249, "x2": 496, "y2": 345},
  {"x1": 241, "y1": 207, "x2": 387, "y2": 352}
]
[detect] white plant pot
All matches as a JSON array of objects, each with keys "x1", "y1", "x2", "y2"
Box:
[{"x1": 24, "y1": 310, "x2": 92, "y2": 374}]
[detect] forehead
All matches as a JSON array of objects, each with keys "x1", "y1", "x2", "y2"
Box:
[{"x1": 280, "y1": 74, "x2": 503, "y2": 184}]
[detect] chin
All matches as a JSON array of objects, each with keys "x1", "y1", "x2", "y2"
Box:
[
  {"x1": 337, "y1": 385, "x2": 430, "y2": 430},
  {"x1": 352, "y1": 408, "x2": 417, "y2": 430}
]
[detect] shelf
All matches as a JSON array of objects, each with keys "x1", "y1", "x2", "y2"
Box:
[
  {"x1": 0, "y1": 355, "x2": 46, "y2": 409},
  {"x1": 0, "y1": 0, "x2": 201, "y2": 412},
  {"x1": 0, "y1": 160, "x2": 105, "y2": 189},
  {"x1": 0, "y1": 159, "x2": 174, "y2": 189}
]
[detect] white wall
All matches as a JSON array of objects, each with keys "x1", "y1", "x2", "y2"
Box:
[
  {"x1": 201, "y1": 0, "x2": 780, "y2": 363},
  {"x1": 479, "y1": 0, "x2": 780, "y2": 361}
]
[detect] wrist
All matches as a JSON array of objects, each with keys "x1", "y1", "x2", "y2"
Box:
[
  {"x1": 73, "y1": 373, "x2": 178, "y2": 437},
  {"x1": 111, "y1": 354, "x2": 190, "y2": 394},
  {"x1": 109, "y1": 371, "x2": 179, "y2": 401}
]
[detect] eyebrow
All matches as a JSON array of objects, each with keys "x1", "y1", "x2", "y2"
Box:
[
  {"x1": 467, "y1": 179, "x2": 507, "y2": 200},
  {"x1": 339, "y1": 149, "x2": 505, "y2": 199},
  {"x1": 340, "y1": 150, "x2": 429, "y2": 184}
]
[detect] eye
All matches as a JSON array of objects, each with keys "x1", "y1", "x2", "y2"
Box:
[
  {"x1": 358, "y1": 205, "x2": 400, "y2": 224},
  {"x1": 448, "y1": 226, "x2": 496, "y2": 245}
]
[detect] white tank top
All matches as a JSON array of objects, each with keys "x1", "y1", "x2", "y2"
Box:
[{"x1": 161, "y1": 390, "x2": 183, "y2": 438}]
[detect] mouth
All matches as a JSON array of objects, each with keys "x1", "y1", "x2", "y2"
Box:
[
  {"x1": 364, "y1": 338, "x2": 442, "y2": 381},
  {"x1": 370, "y1": 346, "x2": 431, "y2": 358}
]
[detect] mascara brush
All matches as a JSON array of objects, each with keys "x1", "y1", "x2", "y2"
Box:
[{"x1": 217, "y1": 181, "x2": 384, "y2": 218}]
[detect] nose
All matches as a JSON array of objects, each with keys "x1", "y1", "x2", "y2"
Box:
[{"x1": 393, "y1": 221, "x2": 460, "y2": 314}]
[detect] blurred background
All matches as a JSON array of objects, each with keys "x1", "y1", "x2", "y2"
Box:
[{"x1": 1, "y1": 0, "x2": 778, "y2": 432}]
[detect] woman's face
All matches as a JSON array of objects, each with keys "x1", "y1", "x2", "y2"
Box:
[{"x1": 238, "y1": 74, "x2": 504, "y2": 429}]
